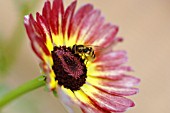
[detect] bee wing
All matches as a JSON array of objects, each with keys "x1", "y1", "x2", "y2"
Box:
[{"x1": 85, "y1": 45, "x2": 104, "y2": 52}]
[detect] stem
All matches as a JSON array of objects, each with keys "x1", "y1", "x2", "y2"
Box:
[{"x1": 0, "y1": 75, "x2": 46, "y2": 108}]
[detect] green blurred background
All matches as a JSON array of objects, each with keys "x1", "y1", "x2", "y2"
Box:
[{"x1": 0, "y1": 0, "x2": 170, "y2": 113}]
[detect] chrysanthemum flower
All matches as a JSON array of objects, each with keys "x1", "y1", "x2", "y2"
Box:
[{"x1": 24, "y1": 0, "x2": 140, "y2": 112}]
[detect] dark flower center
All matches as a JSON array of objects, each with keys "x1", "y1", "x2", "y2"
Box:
[{"x1": 51, "y1": 46, "x2": 87, "y2": 91}]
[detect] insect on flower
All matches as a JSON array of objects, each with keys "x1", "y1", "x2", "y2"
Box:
[
  {"x1": 72, "y1": 44, "x2": 96, "y2": 63},
  {"x1": 24, "y1": 0, "x2": 140, "y2": 113}
]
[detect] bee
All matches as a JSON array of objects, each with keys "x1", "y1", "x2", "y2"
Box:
[{"x1": 72, "y1": 44, "x2": 96, "y2": 63}]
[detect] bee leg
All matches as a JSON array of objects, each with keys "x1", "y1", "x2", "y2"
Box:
[
  {"x1": 84, "y1": 59, "x2": 88, "y2": 65},
  {"x1": 84, "y1": 55, "x2": 88, "y2": 64}
]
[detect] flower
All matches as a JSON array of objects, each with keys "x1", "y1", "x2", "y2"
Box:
[{"x1": 24, "y1": 0, "x2": 140, "y2": 112}]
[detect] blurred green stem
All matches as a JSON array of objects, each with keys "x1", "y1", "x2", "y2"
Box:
[{"x1": 0, "y1": 75, "x2": 46, "y2": 108}]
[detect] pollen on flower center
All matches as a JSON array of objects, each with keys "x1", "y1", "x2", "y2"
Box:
[{"x1": 52, "y1": 46, "x2": 87, "y2": 91}]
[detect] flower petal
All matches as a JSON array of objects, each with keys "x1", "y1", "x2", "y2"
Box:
[
  {"x1": 62, "y1": 0, "x2": 77, "y2": 40},
  {"x1": 36, "y1": 12, "x2": 53, "y2": 51},
  {"x1": 25, "y1": 1, "x2": 140, "y2": 113},
  {"x1": 87, "y1": 77, "x2": 139, "y2": 96},
  {"x1": 75, "y1": 10, "x2": 103, "y2": 44},
  {"x1": 74, "y1": 90, "x2": 105, "y2": 113},
  {"x1": 81, "y1": 84, "x2": 135, "y2": 112},
  {"x1": 42, "y1": 0, "x2": 51, "y2": 26},
  {"x1": 85, "y1": 23, "x2": 118, "y2": 48},
  {"x1": 50, "y1": 0, "x2": 64, "y2": 35},
  {"x1": 94, "y1": 50, "x2": 127, "y2": 62},
  {"x1": 87, "y1": 50, "x2": 130, "y2": 79},
  {"x1": 94, "y1": 50, "x2": 128, "y2": 68},
  {"x1": 24, "y1": 14, "x2": 50, "y2": 61},
  {"x1": 95, "y1": 37, "x2": 124, "y2": 56},
  {"x1": 70, "y1": 4, "x2": 93, "y2": 36},
  {"x1": 61, "y1": 87, "x2": 105, "y2": 113},
  {"x1": 41, "y1": 0, "x2": 65, "y2": 46},
  {"x1": 46, "y1": 70, "x2": 57, "y2": 90},
  {"x1": 69, "y1": 3, "x2": 118, "y2": 48},
  {"x1": 67, "y1": 4, "x2": 94, "y2": 46},
  {"x1": 57, "y1": 86, "x2": 74, "y2": 113},
  {"x1": 88, "y1": 74, "x2": 140, "y2": 88},
  {"x1": 87, "y1": 70, "x2": 140, "y2": 87},
  {"x1": 87, "y1": 63, "x2": 126, "y2": 80},
  {"x1": 104, "y1": 74, "x2": 141, "y2": 87}
]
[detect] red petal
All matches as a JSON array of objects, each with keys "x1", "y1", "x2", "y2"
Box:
[
  {"x1": 30, "y1": 36, "x2": 50, "y2": 60},
  {"x1": 50, "y1": 0, "x2": 64, "y2": 34},
  {"x1": 81, "y1": 85, "x2": 135, "y2": 112},
  {"x1": 93, "y1": 85, "x2": 139, "y2": 96},
  {"x1": 53, "y1": 0, "x2": 64, "y2": 15},
  {"x1": 74, "y1": 90, "x2": 107, "y2": 113},
  {"x1": 92, "y1": 51, "x2": 129, "y2": 73},
  {"x1": 93, "y1": 93, "x2": 135, "y2": 112},
  {"x1": 76, "y1": 10, "x2": 103, "y2": 43},
  {"x1": 29, "y1": 14, "x2": 46, "y2": 42},
  {"x1": 36, "y1": 12, "x2": 52, "y2": 42},
  {"x1": 24, "y1": 14, "x2": 50, "y2": 60},
  {"x1": 99, "y1": 25, "x2": 119, "y2": 48},
  {"x1": 95, "y1": 37, "x2": 124, "y2": 56},
  {"x1": 59, "y1": 87, "x2": 106, "y2": 113},
  {"x1": 70, "y1": 4, "x2": 94, "y2": 39},
  {"x1": 87, "y1": 76, "x2": 139, "y2": 96},
  {"x1": 30, "y1": 41, "x2": 43, "y2": 61},
  {"x1": 80, "y1": 102, "x2": 105, "y2": 113},
  {"x1": 30, "y1": 38, "x2": 50, "y2": 60},
  {"x1": 62, "y1": 1, "x2": 77, "y2": 38},
  {"x1": 96, "y1": 60, "x2": 128, "y2": 71},
  {"x1": 85, "y1": 23, "x2": 118, "y2": 48},
  {"x1": 24, "y1": 15, "x2": 34, "y2": 41},
  {"x1": 73, "y1": 4, "x2": 93, "y2": 24},
  {"x1": 42, "y1": 0, "x2": 51, "y2": 25},
  {"x1": 106, "y1": 75, "x2": 140, "y2": 87},
  {"x1": 94, "y1": 50, "x2": 127, "y2": 62}
]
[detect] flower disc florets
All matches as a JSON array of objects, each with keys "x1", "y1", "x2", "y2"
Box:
[{"x1": 52, "y1": 46, "x2": 87, "y2": 91}]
